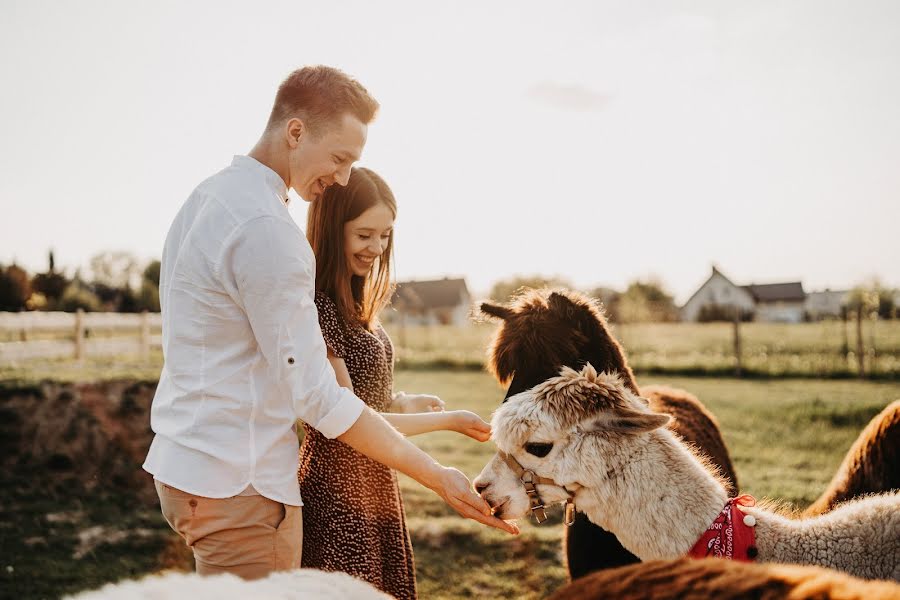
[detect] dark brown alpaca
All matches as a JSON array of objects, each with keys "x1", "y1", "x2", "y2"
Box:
[
  {"x1": 480, "y1": 288, "x2": 739, "y2": 580},
  {"x1": 805, "y1": 399, "x2": 900, "y2": 516},
  {"x1": 546, "y1": 557, "x2": 900, "y2": 600}
]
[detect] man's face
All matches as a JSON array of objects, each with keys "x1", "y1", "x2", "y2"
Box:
[{"x1": 287, "y1": 113, "x2": 367, "y2": 202}]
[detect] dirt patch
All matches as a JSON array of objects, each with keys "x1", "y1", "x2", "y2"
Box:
[{"x1": 1, "y1": 380, "x2": 158, "y2": 501}]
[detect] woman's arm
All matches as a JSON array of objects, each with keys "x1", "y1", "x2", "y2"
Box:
[
  {"x1": 381, "y1": 410, "x2": 490, "y2": 440},
  {"x1": 327, "y1": 355, "x2": 489, "y2": 440},
  {"x1": 391, "y1": 391, "x2": 445, "y2": 413}
]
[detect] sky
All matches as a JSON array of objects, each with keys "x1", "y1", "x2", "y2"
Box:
[{"x1": 2, "y1": 0, "x2": 899, "y2": 303}]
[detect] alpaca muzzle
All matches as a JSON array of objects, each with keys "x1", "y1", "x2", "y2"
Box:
[{"x1": 497, "y1": 451, "x2": 577, "y2": 526}]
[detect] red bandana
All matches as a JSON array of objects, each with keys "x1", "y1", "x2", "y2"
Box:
[{"x1": 687, "y1": 494, "x2": 758, "y2": 561}]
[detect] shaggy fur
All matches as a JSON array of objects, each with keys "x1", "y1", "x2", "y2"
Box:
[
  {"x1": 547, "y1": 558, "x2": 900, "y2": 600},
  {"x1": 805, "y1": 400, "x2": 900, "y2": 516},
  {"x1": 67, "y1": 568, "x2": 391, "y2": 599},
  {"x1": 475, "y1": 365, "x2": 900, "y2": 582},
  {"x1": 480, "y1": 288, "x2": 739, "y2": 578}
]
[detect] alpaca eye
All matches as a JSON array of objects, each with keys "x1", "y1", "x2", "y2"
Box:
[{"x1": 524, "y1": 442, "x2": 553, "y2": 457}]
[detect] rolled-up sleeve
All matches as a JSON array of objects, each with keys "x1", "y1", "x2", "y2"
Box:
[{"x1": 223, "y1": 216, "x2": 365, "y2": 438}]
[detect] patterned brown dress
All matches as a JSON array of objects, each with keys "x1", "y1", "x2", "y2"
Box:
[{"x1": 298, "y1": 292, "x2": 416, "y2": 599}]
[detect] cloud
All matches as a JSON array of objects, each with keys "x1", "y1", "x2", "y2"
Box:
[{"x1": 526, "y1": 82, "x2": 612, "y2": 111}]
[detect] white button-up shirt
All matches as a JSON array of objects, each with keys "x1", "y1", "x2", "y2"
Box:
[{"x1": 143, "y1": 155, "x2": 365, "y2": 506}]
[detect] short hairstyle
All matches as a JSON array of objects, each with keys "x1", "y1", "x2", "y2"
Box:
[{"x1": 265, "y1": 65, "x2": 379, "y2": 137}]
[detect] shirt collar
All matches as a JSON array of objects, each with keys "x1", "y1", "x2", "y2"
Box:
[{"x1": 231, "y1": 155, "x2": 291, "y2": 205}]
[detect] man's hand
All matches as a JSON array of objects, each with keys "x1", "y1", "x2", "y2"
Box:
[
  {"x1": 427, "y1": 465, "x2": 519, "y2": 535},
  {"x1": 396, "y1": 392, "x2": 445, "y2": 413},
  {"x1": 448, "y1": 410, "x2": 491, "y2": 442}
]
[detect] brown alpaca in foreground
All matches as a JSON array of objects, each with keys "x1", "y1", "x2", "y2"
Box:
[{"x1": 547, "y1": 558, "x2": 900, "y2": 600}]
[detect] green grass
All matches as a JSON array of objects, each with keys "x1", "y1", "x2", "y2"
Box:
[
  {"x1": 385, "y1": 321, "x2": 900, "y2": 378},
  {"x1": 2, "y1": 370, "x2": 899, "y2": 599},
  {"x1": 0, "y1": 352, "x2": 163, "y2": 388},
  {"x1": 3, "y1": 320, "x2": 897, "y2": 382}
]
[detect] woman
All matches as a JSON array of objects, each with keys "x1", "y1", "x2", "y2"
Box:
[{"x1": 299, "y1": 167, "x2": 491, "y2": 599}]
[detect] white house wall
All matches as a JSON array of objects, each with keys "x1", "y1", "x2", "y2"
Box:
[
  {"x1": 681, "y1": 272, "x2": 756, "y2": 321},
  {"x1": 755, "y1": 301, "x2": 805, "y2": 323}
]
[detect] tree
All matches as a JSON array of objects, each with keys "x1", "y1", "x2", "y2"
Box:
[
  {"x1": 585, "y1": 286, "x2": 621, "y2": 321},
  {"x1": 489, "y1": 275, "x2": 574, "y2": 303},
  {"x1": 616, "y1": 279, "x2": 678, "y2": 323},
  {"x1": 89, "y1": 251, "x2": 141, "y2": 290},
  {"x1": 143, "y1": 260, "x2": 161, "y2": 288},
  {"x1": 136, "y1": 280, "x2": 161, "y2": 312},
  {"x1": 846, "y1": 281, "x2": 893, "y2": 319},
  {"x1": 58, "y1": 282, "x2": 102, "y2": 312},
  {"x1": 31, "y1": 271, "x2": 68, "y2": 305},
  {"x1": 0, "y1": 264, "x2": 32, "y2": 311}
]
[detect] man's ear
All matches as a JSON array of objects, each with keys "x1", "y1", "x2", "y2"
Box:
[
  {"x1": 286, "y1": 118, "x2": 306, "y2": 148},
  {"x1": 481, "y1": 302, "x2": 514, "y2": 321},
  {"x1": 585, "y1": 406, "x2": 670, "y2": 435}
]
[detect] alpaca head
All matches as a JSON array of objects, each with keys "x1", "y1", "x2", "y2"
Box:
[
  {"x1": 480, "y1": 289, "x2": 639, "y2": 399},
  {"x1": 474, "y1": 364, "x2": 671, "y2": 521}
]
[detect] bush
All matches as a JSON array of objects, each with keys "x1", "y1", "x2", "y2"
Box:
[
  {"x1": 136, "y1": 282, "x2": 160, "y2": 313},
  {"x1": 31, "y1": 271, "x2": 69, "y2": 304},
  {"x1": 59, "y1": 283, "x2": 102, "y2": 312},
  {"x1": 698, "y1": 304, "x2": 754, "y2": 322},
  {"x1": 0, "y1": 264, "x2": 32, "y2": 311},
  {"x1": 489, "y1": 275, "x2": 573, "y2": 303}
]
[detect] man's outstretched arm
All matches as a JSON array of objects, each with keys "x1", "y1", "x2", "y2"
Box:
[{"x1": 225, "y1": 216, "x2": 517, "y2": 534}]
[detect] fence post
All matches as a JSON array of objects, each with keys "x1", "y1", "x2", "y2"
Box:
[
  {"x1": 733, "y1": 306, "x2": 742, "y2": 377},
  {"x1": 840, "y1": 307, "x2": 849, "y2": 361},
  {"x1": 74, "y1": 309, "x2": 85, "y2": 361},
  {"x1": 141, "y1": 310, "x2": 151, "y2": 360},
  {"x1": 856, "y1": 305, "x2": 865, "y2": 378}
]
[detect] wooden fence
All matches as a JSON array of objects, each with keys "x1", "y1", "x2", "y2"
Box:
[{"x1": 0, "y1": 311, "x2": 162, "y2": 364}]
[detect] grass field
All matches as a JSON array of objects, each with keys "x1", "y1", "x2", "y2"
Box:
[
  {"x1": 3, "y1": 320, "x2": 898, "y2": 381},
  {"x1": 3, "y1": 369, "x2": 899, "y2": 599},
  {"x1": 388, "y1": 320, "x2": 900, "y2": 378}
]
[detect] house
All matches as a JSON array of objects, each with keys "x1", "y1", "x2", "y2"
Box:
[
  {"x1": 384, "y1": 277, "x2": 472, "y2": 326},
  {"x1": 804, "y1": 289, "x2": 850, "y2": 320},
  {"x1": 680, "y1": 267, "x2": 756, "y2": 322},
  {"x1": 681, "y1": 266, "x2": 806, "y2": 323}
]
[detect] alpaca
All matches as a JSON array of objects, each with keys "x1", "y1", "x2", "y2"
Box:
[
  {"x1": 480, "y1": 288, "x2": 739, "y2": 578},
  {"x1": 805, "y1": 399, "x2": 900, "y2": 516},
  {"x1": 547, "y1": 558, "x2": 900, "y2": 600},
  {"x1": 474, "y1": 364, "x2": 900, "y2": 582},
  {"x1": 67, "y1": 568, "x2": 391, "y2": 599}
]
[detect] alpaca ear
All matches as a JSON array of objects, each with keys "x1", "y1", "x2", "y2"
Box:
[
  {"x1": 587, "y1": 406, "x2": 670, "y2": 435},
  {"x1": 481, "y1": 302, "x2": 514, "y2": 321},
  {"x1": 548, "y1": 291, "x2": 577, "y2": 318}
]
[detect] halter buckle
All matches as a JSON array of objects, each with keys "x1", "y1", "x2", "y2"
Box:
[{"x1": 564, "y1": 498, "x2": 576, "y2": 526}]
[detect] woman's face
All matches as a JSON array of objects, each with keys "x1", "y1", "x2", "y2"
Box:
[{"x1": 343, "y1": 202, "x2": 395, "y2": 277}]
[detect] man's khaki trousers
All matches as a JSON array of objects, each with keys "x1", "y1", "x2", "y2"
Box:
[{"x1": 155, "y1": 480, "x2": 302, "y2": 580}]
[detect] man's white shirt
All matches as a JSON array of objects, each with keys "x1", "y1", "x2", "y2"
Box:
[{"x1": 143, "y1": 155, "x2": 365, "y2": 505}]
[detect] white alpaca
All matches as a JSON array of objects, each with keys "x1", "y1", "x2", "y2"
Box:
[
  {"x1": 474, "y1": 364, "x2": 900, "y2": 582},
  {"x1": 66, "y1": 568, "x2": 392, "y2": 599}
]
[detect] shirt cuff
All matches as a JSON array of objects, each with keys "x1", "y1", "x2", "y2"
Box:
[{"x1": 313, "y1": 389, "x2": 366, "y2": 439}]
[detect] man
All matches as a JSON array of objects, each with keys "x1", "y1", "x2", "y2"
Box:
[{"x1": 143, "y1": 66, "x2": 517, "y2": 580}]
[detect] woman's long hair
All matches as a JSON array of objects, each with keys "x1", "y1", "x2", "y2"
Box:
[{"x1": 306, "y1": 167, "x2": 396, "y2": 330}]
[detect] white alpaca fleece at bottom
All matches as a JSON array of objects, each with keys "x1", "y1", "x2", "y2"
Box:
[
  {"x1": 746, "y1": 494, "x2": 900, "y2": 582},
  {"x1": 66, "y1": 568, "x2": 392, "y2": 600}
]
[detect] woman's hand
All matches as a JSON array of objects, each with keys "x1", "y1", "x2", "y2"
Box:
[
  {"x1": 395, "y1": 391, "x2": 445, "y2": 413},
  {"x1": 448, "y1": 410, "x2": 491, "y2": 442}
]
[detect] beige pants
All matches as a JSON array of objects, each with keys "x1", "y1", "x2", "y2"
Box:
[{"x1": 155, "y1": 480, "x2": 302, "y2": 580}]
